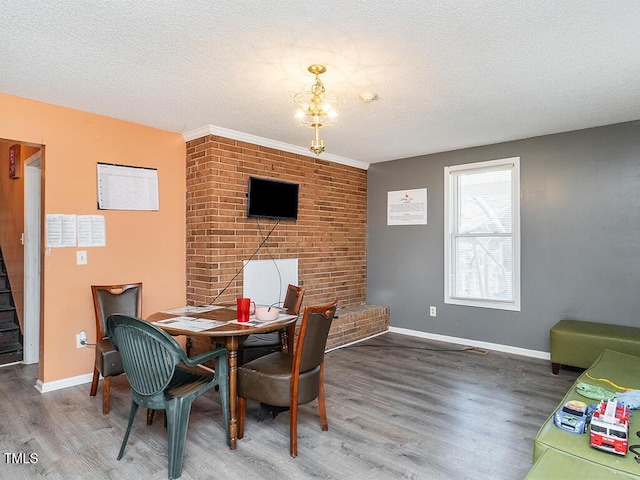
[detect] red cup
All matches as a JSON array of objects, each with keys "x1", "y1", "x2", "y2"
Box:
[{"x1": 236, "y1": 297, "x2": 256, "y2": 322}]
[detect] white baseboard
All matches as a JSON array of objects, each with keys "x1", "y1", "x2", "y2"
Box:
[
  {"x1": 35, "y1": 372, "x2": 94, "y2": 393},
  {"x1": 389, "y1": 326, "x2": 550, "y2": 360},
  {"x1": 0, "y1": 361, "x2": 22, "y2": 369}
]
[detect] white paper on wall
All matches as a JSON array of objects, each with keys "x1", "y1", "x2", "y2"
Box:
[
  {"x1": 77, "y1": 215, "x2": 106, "y2": 247},
  {"x1": 46, "y1": 214, "x2": 77, "y2": 247}
]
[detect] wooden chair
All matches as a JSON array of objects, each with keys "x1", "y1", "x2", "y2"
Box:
[
  {"x1": 238, "y1": 284, "x2": 305, "y2": 364},
  {"x1": 107, "y1": 314, "x2": 229, "y2": 480},
  {"x1": 89, "y1": 282, "x2": 142, "y2": 414},
  {"x1": 237, "y1": 298, "x2": 338, "y2": 457}
]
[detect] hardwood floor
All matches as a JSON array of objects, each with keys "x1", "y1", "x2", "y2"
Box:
[{"x1": 0, "y1": 332, "x2": 579, "y2": 479}]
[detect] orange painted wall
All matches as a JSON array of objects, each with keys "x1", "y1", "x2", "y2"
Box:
[{"x1": 0, "y1": 92, "x2": 186, "y2": 384}]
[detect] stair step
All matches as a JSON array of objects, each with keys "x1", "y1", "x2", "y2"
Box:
[
  {"x1": 0, "y1": 348, "x2": 22, "y2": 365},
  {"x1": 0, "y1": 304, "x2": 15, "y2": 312},
  {"x1": 0, "y1": 309, "x2": 16, "y2": 323},
  {"x1": 0, "y1": 291, "x2": 12, "y2": 307},
  {"x1": 0, "y1": 320, "x2": 19, "y2": 332},
  {"x1": 0, "y1": 342, "x2": 22, "y2": 355},
  {"x1": 0, "y1": 326, "x2": 20, "y2": 348}
]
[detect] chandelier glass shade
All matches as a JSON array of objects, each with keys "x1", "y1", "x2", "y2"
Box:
[{"x1": 294, "y1": 64, "x2": 339, "y2": 155}]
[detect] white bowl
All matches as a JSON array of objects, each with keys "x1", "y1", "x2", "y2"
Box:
[{"x1": 255, "y1": 307, "x2": 279, "y2": 321}]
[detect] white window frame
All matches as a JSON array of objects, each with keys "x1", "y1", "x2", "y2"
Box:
[{"x1": 444, "y1": 157, "x2": 521, "y2": 311}]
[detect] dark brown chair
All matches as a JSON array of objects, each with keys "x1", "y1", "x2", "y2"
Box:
[
  {"x1": 238, "y1": 284, "x2": 305, "y2": 364},
  {"x1": 89, "y1": 282, "x2": 142, "y2": 414},
  {"x1": 237, "y1": 298, "x2": 338, "y2": 457}
]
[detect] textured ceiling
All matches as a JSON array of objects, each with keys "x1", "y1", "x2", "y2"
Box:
[{"x1": 2, "y1": 1, "x2": 640, "y2": 166}]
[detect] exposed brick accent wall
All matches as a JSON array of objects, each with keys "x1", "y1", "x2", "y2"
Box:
[
  {"x1": 326, "y1": 305, "x2": 390, "y2": 350},
  {"x1": 185, "y1": 135, "x2": 367, "y2": 311}
]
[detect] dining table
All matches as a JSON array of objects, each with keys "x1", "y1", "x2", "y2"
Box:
[{"x1": 147, "y1": 304, "x2": 298, "y2": 450}]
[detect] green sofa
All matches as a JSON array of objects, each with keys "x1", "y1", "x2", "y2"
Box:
[{"x1": 528, "y1": 349, "x2": 640, "y2": 479}]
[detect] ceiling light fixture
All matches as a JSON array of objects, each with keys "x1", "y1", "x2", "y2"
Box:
[{"x1": 294, "y1": 64, "x2": 339, "y2": 156}]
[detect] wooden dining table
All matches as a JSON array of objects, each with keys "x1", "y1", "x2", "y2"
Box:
[{"x1": 147, "y1": 305, "x2": 298, "y2": 450}]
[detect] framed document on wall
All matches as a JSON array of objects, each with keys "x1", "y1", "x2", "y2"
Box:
[{"x1": 9, "y1": 144, "x2": 21, "y2": 179}]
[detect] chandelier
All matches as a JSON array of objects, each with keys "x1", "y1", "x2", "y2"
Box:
[{"x1": 294, "y1": 64, "x2": 339, "y2": 156}]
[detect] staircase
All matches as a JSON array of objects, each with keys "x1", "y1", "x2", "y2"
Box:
[{"x1": 0, "y1": 249, "x2": 23, "y2": 365}]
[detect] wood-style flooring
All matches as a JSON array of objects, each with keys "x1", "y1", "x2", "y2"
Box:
[{"x1": 0, "y1": 332, "x2": 579, "y2": 480}]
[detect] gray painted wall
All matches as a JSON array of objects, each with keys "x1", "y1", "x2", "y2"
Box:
[{"x1": 367, "y1": 121, "x2": 640, "y2": 352}]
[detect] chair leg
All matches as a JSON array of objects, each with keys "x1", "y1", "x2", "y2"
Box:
[
  {"x1": 237, "y1": 397, "x2": 246, "y2": 439},
  {"x1": 146, "y1": 409, "x2": 155, "y2": 426},
  {"x1": 165, "y1": 398, "x2": 192, "y2": 480},
  {"x1": 289, "y1": 398, "x2": 298, "y2": 458},
  {"x1": 102, "y1": 375, "x2": 111, "y2": 414},
  {"x1": 117, "y1": 401, "x2": 139, "y2": 460},
  {"x1": 219, "y1": 383, "x2": 230, "y2": 446},
  {"x1": 318, "y1": 362, "x2": 328, "y2": 431},
  {"x1": 89, "y1": 367, "x2": 99, "y2": 397}
]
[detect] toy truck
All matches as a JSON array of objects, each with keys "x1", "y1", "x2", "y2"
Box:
[
  {"x1": 553, "y1": 400, "x2": 592, "y2": 434},
  {"x1": 589, "y1": 399, "x2": 629, "y2": 455}
]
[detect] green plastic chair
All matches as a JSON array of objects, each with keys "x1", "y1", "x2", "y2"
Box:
[{"x1": 107, "y1": 314, "x2": 229, "y2": 480}]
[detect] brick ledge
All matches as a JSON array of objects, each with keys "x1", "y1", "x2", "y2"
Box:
[{"x1": 326, "y1": 304, "x2": 390, "y2": 351}]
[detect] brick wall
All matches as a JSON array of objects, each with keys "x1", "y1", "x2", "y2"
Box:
[{"x1": 185, "y1": 135, "x2": 367, "y2": 313}]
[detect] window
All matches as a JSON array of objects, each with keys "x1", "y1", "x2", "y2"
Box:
[{"x1": 444, "y1": 157, "x2": 520, "y2": 311}]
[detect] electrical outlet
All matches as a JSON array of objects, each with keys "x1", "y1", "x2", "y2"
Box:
[
  {"x1": 429, "y1": 306, "x2": 437, "y2": 317},
  {"x1": 76, "y1": 330, "x2": 87, "y2": 348}
]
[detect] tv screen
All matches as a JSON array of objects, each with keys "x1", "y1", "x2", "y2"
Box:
[{"x1": 247, "y1": 177, "x2": 299, "y2": 220}]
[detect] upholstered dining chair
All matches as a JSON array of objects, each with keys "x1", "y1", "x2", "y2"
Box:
[
  {"x1": 238, "y1": 284, "x2": 305, "y2": 364},
  {"x1": 89, "y1": 282, "x2": 142, "y2": 414},
  {"x1": 107, "y1": 314, "x2": 229, "y2": 480},
  {"x1": 237, "y1": 298, "x2": 338, "y2": 457}
]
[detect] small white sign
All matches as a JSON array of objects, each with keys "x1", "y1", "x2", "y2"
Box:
[{"x1": 387, "y1": 188, "x2": 427, "y2": 225}]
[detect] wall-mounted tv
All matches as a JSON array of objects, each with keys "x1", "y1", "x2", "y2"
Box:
[{"x1": 247, "y1": 176, "x2": 299, "y2": 220}]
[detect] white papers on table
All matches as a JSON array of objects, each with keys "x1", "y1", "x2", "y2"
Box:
[
  {"x1": 153, "y1": 316, "x2": 226, "y2": 332},
  {"x1": 161, "y1": 305, "x2": 222, "y2": 315},
  {"x1": 230, "y1": 314, "x2": 296, "y2": 326}
]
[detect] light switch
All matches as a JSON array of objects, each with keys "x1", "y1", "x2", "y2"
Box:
[{"x1": 76, "y1": 251, "x2": 88, "y2": 265}]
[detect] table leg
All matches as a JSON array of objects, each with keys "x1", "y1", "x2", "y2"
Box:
[{"x1": 225, "y1": 336, "x2": 240, "y2": 450}]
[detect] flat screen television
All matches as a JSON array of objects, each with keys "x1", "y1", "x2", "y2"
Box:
[{"x1": 247, "y1": 176, "x2": 299, "y2": 220}]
